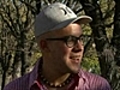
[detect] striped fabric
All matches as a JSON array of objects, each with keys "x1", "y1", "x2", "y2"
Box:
[{"x1": 3, "y1": 58, "x2": 111, "y2": 90}]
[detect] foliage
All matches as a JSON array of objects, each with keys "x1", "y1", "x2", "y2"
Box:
[{"x1": 82, "y1": 46, "x2": 101, "y2": 74}]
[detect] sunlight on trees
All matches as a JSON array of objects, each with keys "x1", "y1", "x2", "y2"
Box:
[{"x1": 0, "y1": 0, "x2": 120, "y2": 90}]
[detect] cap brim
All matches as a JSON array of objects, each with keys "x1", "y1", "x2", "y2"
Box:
[
  {"x1": 51, "y1": 15, "x2": 92, "y2": 31},
  {"x1": 72, "y1": 15, "x2": 92, "y2": 24}
]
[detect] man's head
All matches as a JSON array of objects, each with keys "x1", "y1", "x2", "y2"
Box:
[{"x1": 34, "y1": 3, "x2": 92, "y2": 74}]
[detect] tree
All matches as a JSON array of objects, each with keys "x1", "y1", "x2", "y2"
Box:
[
  {"x1": 0, "y1": 0, "x2": 38, "y2": 89},
  {"x1": 0, "y1": 0, "x2": 120, "y2": 90},
  {"x1": 80, "y1": 0, "x2": 120, "y2": 89}
]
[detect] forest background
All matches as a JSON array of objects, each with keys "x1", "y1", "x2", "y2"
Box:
[{"x1": 0, "y1": 0, "x2": 120, "y2": 90}]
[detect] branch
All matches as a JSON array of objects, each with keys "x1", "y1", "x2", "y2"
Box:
[{"x1": 20, "y1": 0, "x2": 37, "y2": 14}]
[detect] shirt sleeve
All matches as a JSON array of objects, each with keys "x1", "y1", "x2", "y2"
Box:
[
  {"x1": 100, "y1": 79, "x2": 111, "y2": 90},
  {"x1": 89, "y1": 74, "x2": 111, "y2": 90}
]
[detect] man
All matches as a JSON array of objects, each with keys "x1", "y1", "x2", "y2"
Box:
[{"x1": 4, "y1": 2, "x2": 111, "y2": 90}]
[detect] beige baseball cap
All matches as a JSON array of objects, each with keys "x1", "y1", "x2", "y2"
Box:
[{"x1": 35, "y1": 2, "x2": 92, "y2": 37}]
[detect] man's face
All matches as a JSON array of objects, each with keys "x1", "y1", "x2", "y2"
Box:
[{"x1": 47, "y1": 23, "x2": 84, "y2": 74}]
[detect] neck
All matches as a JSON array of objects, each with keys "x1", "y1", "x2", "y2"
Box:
[
  {"x1": 39, "y1": 59, "x2": 73, "y2": 88},
  {"x1": 40, "y1": 72, "x2": 73, "y2": 88},
  {"x1": 41, "y1": 71, "x2": 71, "y2": 86},
  {"x1": 42, "y1": 64, "x2": 71, "y2": 84},
  {"x1": 41, "y1": 57, "x2": 69, "y2": 82}
]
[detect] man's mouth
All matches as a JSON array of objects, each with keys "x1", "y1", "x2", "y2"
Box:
[{"x1": 70, "y1": 55, "x2": 80, "y2": 64}]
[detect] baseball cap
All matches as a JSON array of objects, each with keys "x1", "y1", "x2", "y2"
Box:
[{"x1": 35, "y1": 2, "x2": 92, "y2": 37}]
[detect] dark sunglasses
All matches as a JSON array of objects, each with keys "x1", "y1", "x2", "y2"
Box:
[{"x1": 46, "y1": 35, "x2": 89, "y2": 48}]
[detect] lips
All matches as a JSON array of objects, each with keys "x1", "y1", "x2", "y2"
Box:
[
  {"x1": 70, "y1": 55, "x2": 80, "y2": 64},
  {"x1": 70, "y1": 55, "x2": 80, "y2": 59}
]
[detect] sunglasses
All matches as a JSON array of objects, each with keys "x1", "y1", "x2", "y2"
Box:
[{"x1": 46, "y1": 35, "x2": 89, "y2": 48}]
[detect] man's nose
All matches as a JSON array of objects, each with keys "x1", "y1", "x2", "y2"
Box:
[{"x1": 72, "y1": 40, "x2": 84, "y2": 52}]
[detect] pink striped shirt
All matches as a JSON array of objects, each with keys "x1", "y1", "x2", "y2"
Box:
[{"x1": 4, "y1": 59, "x2": 111, "y2": 90}]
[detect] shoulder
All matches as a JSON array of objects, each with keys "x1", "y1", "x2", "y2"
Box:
[
  {"x1": 3, "y1": 73, "x2": 30, "y2": 90},
  {"x1": 78, "y1": 69, "x2": 111, "y2": 90},
  {"x1": 3, "y1": 59, "x2": 41, "y2": 90}
]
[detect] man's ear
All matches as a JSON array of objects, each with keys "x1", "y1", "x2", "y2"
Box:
[{"x1": 39, "y1": 40, "x2": 49, "y2": 51}]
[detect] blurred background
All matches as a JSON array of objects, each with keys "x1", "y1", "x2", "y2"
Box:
[{"x1": 0, "y1": 0, "x2": 120, "y2": 90}]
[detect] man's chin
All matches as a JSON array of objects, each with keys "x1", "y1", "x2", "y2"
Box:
[{"x1": 70, "y1": 68, "x2": 80, "y2": 74}]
